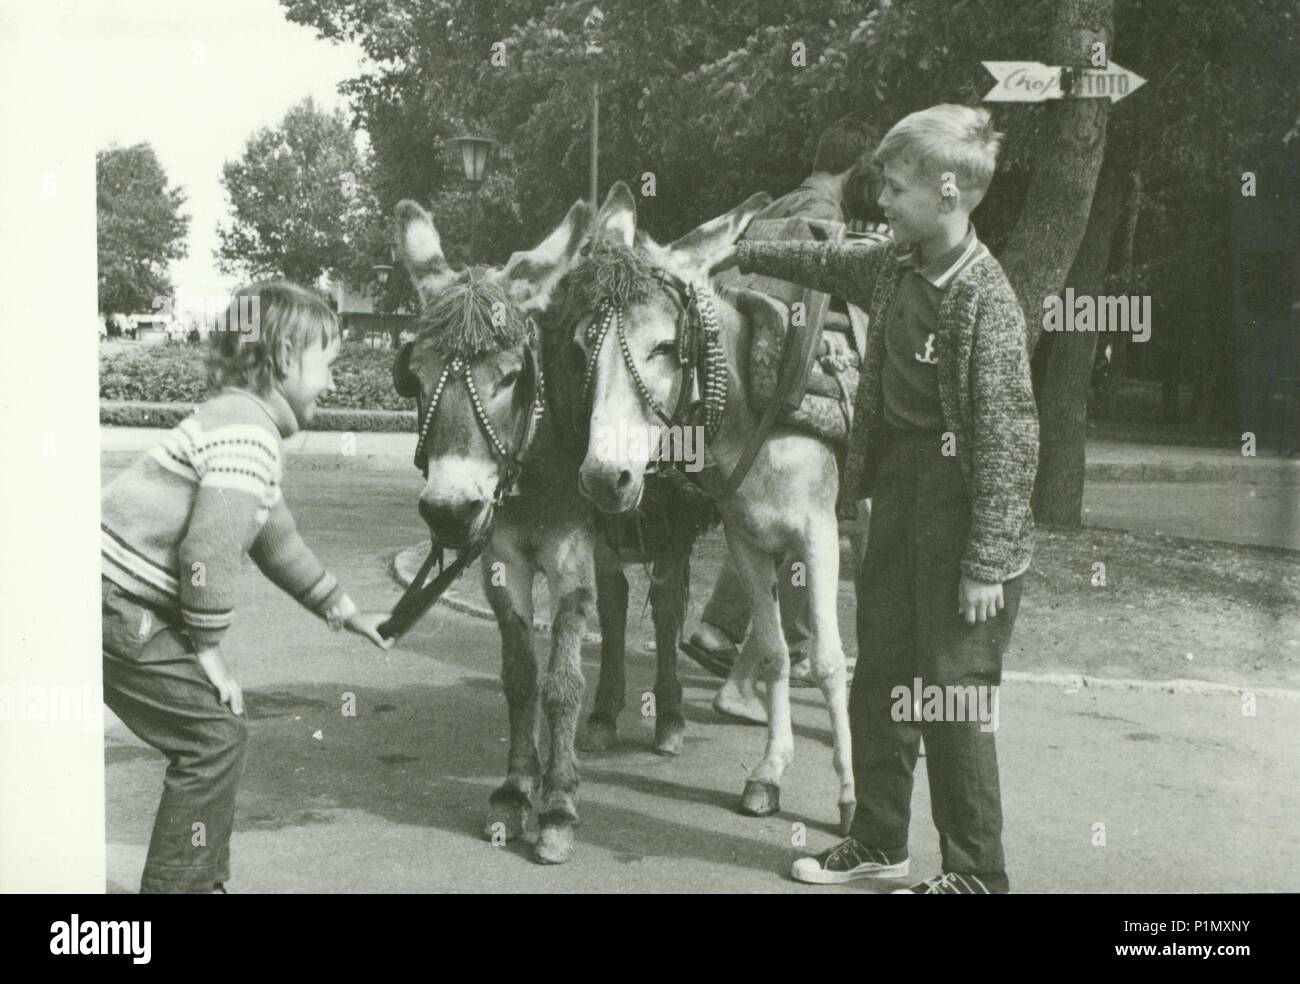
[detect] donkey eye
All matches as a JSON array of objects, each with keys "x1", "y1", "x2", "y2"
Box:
[
  {"x1": 651, "y1": 341, "x2": 676, "y2": 358},
  {"x1": 494, "y1": 370, "x2": 520, "y2": 392}
]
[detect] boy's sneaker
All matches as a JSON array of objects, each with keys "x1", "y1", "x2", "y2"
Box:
[
  {"x1": 892, "y1": 872, "x2": 1000, "y2": 894},
  {"x1": 791, "y1": 838, "x2": 909, "y2": 884}
]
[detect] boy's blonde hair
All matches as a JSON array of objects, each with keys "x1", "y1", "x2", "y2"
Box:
[
  {"x1": 206, "y1": 280, "x2": 340, "y2": 394},
  {"x1": 875, "y1": 104, "x2": 1003, "y2": 209}
]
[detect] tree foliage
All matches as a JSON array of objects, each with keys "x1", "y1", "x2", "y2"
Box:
[
  {"x1": 97, "y1": 143, "x2": 189, "y2": 315},
  {"x1": 216, "y1": 97, "x2": 376, "y2": 287}
]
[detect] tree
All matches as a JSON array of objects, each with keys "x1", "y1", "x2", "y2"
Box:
[
  {"x1": 97, "y1": 143, "x2": 189, "y2": 316},
  {"x1": 284, "y1": 0, "x2": 1296, "y2": 523},
  {"x1": 216, "y1": 97, "x2": 376, "y2": 286}
]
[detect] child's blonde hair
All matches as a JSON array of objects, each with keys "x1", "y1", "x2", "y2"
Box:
[
  {"x1": 875, "y1": 104, "x2": 1003, "y2": 209},
  {"x1": 205, "y1": 281, "x2": 340, "y2": 394}
]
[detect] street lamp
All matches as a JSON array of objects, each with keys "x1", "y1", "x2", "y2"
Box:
[
  {"x1": 449, "y1": 135, "x2": 497, "y2": 263},
  {"x1": 370, "y1": 242, "x2": 397, "y2": 348}
]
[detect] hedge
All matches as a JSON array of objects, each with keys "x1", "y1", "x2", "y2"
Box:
[
  {"x1": 99, "y1": 341, "x2": 411, "y2": 412},
  {"x1": 101, "y1": 400, "x2": 416, "y2": 432}
]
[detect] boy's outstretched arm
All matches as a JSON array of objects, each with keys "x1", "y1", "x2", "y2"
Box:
[
  {"x1": 961, "y1": 279, "x2": 1040, "y2": 587},
  {"x1": 734, "y1": 238, "x2": 889, "y2": 311},
  {"x1": 250, "y1": 494, "x2": 393, "y2": 650}
]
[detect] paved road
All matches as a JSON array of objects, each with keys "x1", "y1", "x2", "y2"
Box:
[{"x1": 102, "y1": 469, "x2": 1300, "y2": 892}]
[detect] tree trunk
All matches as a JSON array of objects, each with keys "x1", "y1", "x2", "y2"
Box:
[
  {"x1": 1032, "y1": 151, "x2": 1128, "y2": 524},
  {"x1": 1000, "y1": 0, "x2": 1114, "y2": 355}
]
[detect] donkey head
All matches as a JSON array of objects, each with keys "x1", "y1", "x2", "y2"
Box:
[
  {"x1": 574, "y1": 181, "x2": 768, "y2": 514},
  {"x1": 393, "y1": 198, "x2": 591, "y2": 545}
]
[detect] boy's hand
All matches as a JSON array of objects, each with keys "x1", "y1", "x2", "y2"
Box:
[
  {"x1": 196, "y1": 646, "x2": 244, "y2": 715},
  {"x1": 345, "y1": 611, "x2": 395, "y2": 652},
  {"x1": 958, "y1": 575, "x2": 1004, "y2": 625}
]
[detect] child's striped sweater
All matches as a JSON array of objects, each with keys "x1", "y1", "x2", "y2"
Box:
[{"x1": 101, "y1": 387, "x2": 351, "y2": 648}]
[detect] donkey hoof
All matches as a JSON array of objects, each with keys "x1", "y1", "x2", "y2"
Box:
[
  {"x1": 739, "y1": 779, "x2": 781, "y2": 817},
  {"x1": 837, "y1": 801, "x2": 856, "y2": 837},
  {"x1": 579, "y1": 716, "x2": 617, "y2": 753},
  {"x1": 653, "y1": 715, "x2": 686, "y2": 756},
  {"x1": 534, "y1": 823, "x2": 576, "y2": 865}
]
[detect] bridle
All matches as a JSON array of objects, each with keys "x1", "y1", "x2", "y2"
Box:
[
  {"x1": 412, "y1": 329, "x2": 546, "y2": 509},
  {"x1": 380, "y1": 329, "x2": 545, "y2": 643},
  {"x1": 580, "y1": 267, "x2": 727, "y2": 463}
]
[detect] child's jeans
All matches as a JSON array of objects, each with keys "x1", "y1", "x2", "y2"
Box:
[
  {"x1": 849, "y1": 426, "x2": 1023, "y2": 892},
  {"x1": 101, "y1": 577, "x2": 247, "y2": 893}
]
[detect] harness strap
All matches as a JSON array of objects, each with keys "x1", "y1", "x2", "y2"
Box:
[
  {"x1": 709, "y1": 309, "x2": 797, "y2": 500},
  {"x1": 378, "y1": 542, "x2": 482, "y2": 642}
]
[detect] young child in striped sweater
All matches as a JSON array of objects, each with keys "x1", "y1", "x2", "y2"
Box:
[{"x1": 101, "y1": 281, "x2": 392, "y2": 893}]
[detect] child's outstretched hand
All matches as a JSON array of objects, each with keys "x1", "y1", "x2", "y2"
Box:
[
  {"x1": 197, "y1": 646, "x2": 244, "y2": 715},
  {"x1": 345, "y1": 611, "x2": 395, "y2": 652}
]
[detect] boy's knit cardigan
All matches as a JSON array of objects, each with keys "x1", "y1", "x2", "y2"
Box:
[
  {"x1": 736, "y1": 236, "x2": 1039, "y2": 583},
  {"x1": 101, "y1": 388, "x2": 350, "y2": 648}
]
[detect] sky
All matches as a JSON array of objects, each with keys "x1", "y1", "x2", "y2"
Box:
[{"x1": 88, "y1": 0, "x2": 370, "y2": 303}]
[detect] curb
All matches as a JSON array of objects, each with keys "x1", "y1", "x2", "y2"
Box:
[
  {"x1": 1087, "y1": 460, "x2": 1300, "y2": 486},
  {"x1": 392, "y1": 546, "x2": 1300, "y2": 699}
]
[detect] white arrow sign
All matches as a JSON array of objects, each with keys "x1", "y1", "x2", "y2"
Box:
[{"x1": 982, "y1": 60, "x2": 1146, "y2": 103}]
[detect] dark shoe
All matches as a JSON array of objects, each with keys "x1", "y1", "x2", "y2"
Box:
[
  {"x1": 791, "y1": 838, "x2": 909, "y2": 884},
  {"x1": 679, "y1": 639, "x2": 737, "y2": 677},
  {"x1": 892, "y1": 872, "x2": 1001, "y2": 894},
  {"x1": 680, "y1": 623, "x2": 739, "y2": 677}
]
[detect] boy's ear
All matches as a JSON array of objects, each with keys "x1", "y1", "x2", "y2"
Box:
[
  {"x1": 395, "y1": 199, "x2": 457, "y2": 298},
  {"x1": 937, "y1": 171, "x2": 961, "y2": 214},
  {"x1": 276, "y1": 336, "x2": 296, "y2": 379}
]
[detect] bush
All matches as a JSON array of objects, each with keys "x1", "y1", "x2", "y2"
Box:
[
  {"x1": 101, "y1": 401, "x2": 416, "y2": 432},
  {"x1": 99, "y1": 341, "x2": 412, "y2": 412}
]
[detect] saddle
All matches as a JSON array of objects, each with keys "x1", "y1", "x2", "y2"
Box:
[
  {"x1": 713, "y1": 216, "x2": 864, "y2": 448},
  {"x1": 727, "y1": 289, "x2": 863, "y2": 447}
]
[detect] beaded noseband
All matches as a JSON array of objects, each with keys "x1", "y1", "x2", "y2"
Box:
[
  {"x1": 413, "y1": 335, "x2": 545, "y2": 506},
  {"x1": 581, "y1": 268, "x2": 727, "y2": 448}
]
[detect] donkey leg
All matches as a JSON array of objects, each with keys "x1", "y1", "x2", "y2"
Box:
[
  {"x1": 648, "y1": 547, "x2": 689, "y2": 756},
  {"x1": 727, "y1": 533, "x2": 794, "y2": 817},
  {"x1": 481, "y1": 539, "x2": 538, "y2": 843},
  {"x1": 580, "y1": 534, "x2": 626, "y2": 753},
  {"x1": 535, "y1": 531, "x2": 593, "y2": 864},
  {"x1": 803, "y1": 516, "x2": 856, "y2": 835}
]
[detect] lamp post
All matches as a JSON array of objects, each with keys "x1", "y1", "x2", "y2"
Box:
[
  {"x1": 449, "y1": 135, "x2": 497, "y2": 263},
  {"x1": 370, "y1": 242, "x2": 396, "y2": 348}
]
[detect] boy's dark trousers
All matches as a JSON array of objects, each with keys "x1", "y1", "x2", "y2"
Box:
[
  {"x1": 101, "y1": 577, "x2": 247, "y2": 893},
  {"x1": 848, "y1": 426, "x2": 1023, "y2": 892}
]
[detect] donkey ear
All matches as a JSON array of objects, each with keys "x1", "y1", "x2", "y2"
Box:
[
  {"x1": 395, "y1": 200, "x2": 456, "y2": 297},
  {"x1": 663, "y1": 191, "x2": 772, "y2": 273},
  {"x1": 591, "y1": 181, "x2": 637, "y2": 249},
  {"x1": 392, "y1": 341, "x2": 421, "y2": 398},
  {"x1": 502, "y1": 198, "x2": 592, "y2": 313}
]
